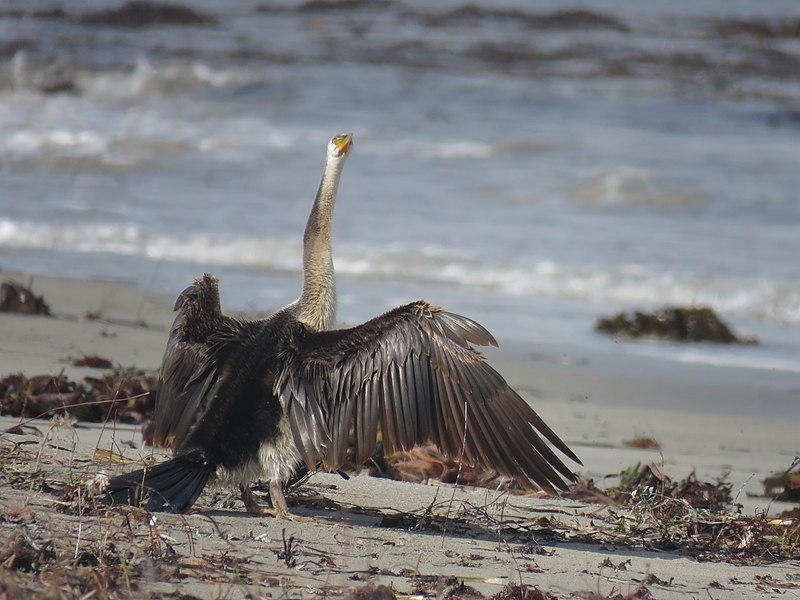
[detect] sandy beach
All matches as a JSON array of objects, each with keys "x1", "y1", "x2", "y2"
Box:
[{"x1": 1, "y1": 272, "x2": 798, "y2": 598}]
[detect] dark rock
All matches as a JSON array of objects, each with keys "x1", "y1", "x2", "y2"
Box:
[
  {"x1": 80, "y1": 1, "x2": 216, "y2": 28},
  {"x1": 529, "y1": 9, "x2": 629, "y2": 32},
  {"x1": 595, "y1": 306, "x2": 757, "y2": 344},
  {"x1": 715, "y1": 18, "x2": 800, "y2": 39},
  {"x1": 298, "y1": 0, "x2": 390, "y2": 12},
  {"x1": 419, "y1": 6, "x2": 628, "y2": 32}
]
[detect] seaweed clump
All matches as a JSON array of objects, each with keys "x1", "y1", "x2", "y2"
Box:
[
  {"x1": 568, "y1": 462, "x2": 800, "y2": 563},
  {"x1": 0, "y1": 280, "x2": 51, "y2": 316},
  {"x1": 595, "y1": 306, "x2": 757, "y2": 344},
  {"x1": 568, "y1": 462, "x2": 734, "y2": 513},
  {"x1": 0, "y1": 368, "x2": 156, "y2": 425}
]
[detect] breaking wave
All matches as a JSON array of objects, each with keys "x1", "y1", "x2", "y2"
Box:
[{"x1": 1, "y1": 218, "x2": 798, "y2": 325}]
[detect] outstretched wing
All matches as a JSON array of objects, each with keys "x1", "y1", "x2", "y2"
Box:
[
  {"x1": 275, "y1": 301, "x2": 581, "y2": 493},
  {"x1": 153, "y1": 274, "x2": 232, "y2": 451}
]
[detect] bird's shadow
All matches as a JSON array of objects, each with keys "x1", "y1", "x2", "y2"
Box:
[{"x1": 196, "y1": 484, "x2": 570, "y2": 551}]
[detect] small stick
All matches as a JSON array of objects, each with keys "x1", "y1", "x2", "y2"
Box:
[{"x1": 442, "y1": 401, "x2": 469, "y2": 547}]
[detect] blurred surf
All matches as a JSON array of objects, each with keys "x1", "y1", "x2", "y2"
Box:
[{"x1": 1, "y1": 0, "x2": 798, "y2": 377}]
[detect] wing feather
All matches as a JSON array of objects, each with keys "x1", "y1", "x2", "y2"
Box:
[
  {"x1": 380, "y1": 363, "x2": 400, "y2": 453},
  {"x1": 275, "y1": 301, "x2": 581, "y2": 491},
  {"x1": 355, "y1": 376, "x2": 379, "y2": 463},
  {"x1": 153, "y1": 274, "x2": 234, "y2": 451}
]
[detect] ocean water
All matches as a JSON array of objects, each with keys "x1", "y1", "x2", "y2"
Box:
[{"x1": 1, "y1": 1, "x2": 799, "y2": 382}]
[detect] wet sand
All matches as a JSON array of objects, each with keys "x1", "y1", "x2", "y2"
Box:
[{"x1": 0, "y1": 272, "x2": 798, "y2": 598}]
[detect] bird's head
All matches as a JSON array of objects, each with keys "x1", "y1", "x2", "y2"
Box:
[{"x1": 328, "y1": 133, "x2": 353, "y2": 159}]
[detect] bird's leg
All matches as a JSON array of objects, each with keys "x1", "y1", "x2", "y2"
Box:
[
  {"x1": 239, "y1": 482, "x2": 294, "y2": 518},
  {"x1": 240, "y1": 484, "x2": 272, "y2": 514},
  {"x1": 269, "y1": 480, "x2": 290, "y2": 518}
]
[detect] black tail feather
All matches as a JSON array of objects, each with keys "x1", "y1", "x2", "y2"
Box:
[{"x1": 107, "y1": 451, "x2": 212, "y2": 513}]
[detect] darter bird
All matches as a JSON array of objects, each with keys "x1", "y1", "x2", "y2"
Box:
[{"x1": 107, "y1": 133, "x2": 581, "y2": 517}]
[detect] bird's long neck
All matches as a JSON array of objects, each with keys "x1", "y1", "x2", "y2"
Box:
[{"x1": 297, "y1": 155, "x2": 345, "y2": 331}]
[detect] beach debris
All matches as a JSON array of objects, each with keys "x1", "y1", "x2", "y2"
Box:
[
  {"x1": 350, "y1": 584, "x2": 397, "y2": 600},
  {"x1": 56, "y1": 475, "x2": 113, "y2": 515},
  {"x1": 72, "y1": 354, "x2": 114, "y2": 369},
  {"x1": 0, "y1": 525, "x2": 146, "y2": 597},
  {"x1": 762, "y1": 457, "x2": 800, "y2": 503},
  {"x1": 565, "y1": 462, "x2": 800, "y2": 564},
  {"x1": 276, "y1": 528, "x2": 296, "y2": 568},
  {"x1": 0, "y1": 368, "x2": 156, "y2": 423},
  {"x1": 1, "y1": 449, "x2": 797, "y2": 600},
  {"x1": 0, "y1": 506, "x2": 35, "y2": 525},
  {"x1": 0, "y1": 280, "x2": 51, "y2": 316},
  {"x1": 598, "y1": 557, "x2": 631, "y2": 571},
  {"x1": 410, "y1": 575, "x2": 485, "y2": 599},
  {"x1": 489, "y1": 583, "x2": 560, "y2": 600},
  {"x1": 79, "y1": 1, "x2": 217, "y2": 27},
  {"x1": 622, "y1": 436, "x2": 661, "y2": 450},
  {"x1": 0, "y1": 533, "x2": 56, "y2": 572},
  {"x1": 595, "y1": 306, "x2": 757, "y2": 344},
  {"x1": 569, "y1": 463, "x2": 736, "y2": 532},
  {"x1": 610, "y1": 462, "x2": 734, "y2": 512},
  {"x1": 348, "y1": 580, "x2": 656, "y2": 600}
]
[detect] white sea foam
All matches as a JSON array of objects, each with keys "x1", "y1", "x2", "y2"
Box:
[
  {"x1": 425, "y1": 141, "x2": 495, "y2": 159},
  {"x1": 83, "y1": 58, "x2": 254, "y2": 100},
  {"x1": 0, "y1": 58, "x2": 302, "y2": 167},
  {"x1": 7, "y1": 129, "x2": 108, "y2": 156},
  {"x1": 2, "y1": 218, "x2": 798, "y2": 325},
  {"x1": 642, "y1": 346, "x2": 800, "y2": 374},
  {"x1": 570, "y1": 167, "x2": 707, "y2": 208}
]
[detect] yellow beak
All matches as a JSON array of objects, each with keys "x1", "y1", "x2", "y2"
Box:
[{"x1": 333, "y1": 133, "x2": 353, "y2": 156}]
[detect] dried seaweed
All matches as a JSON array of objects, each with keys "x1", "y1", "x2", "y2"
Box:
[
  {"x1": 72, "y1": 355, "x2": 115, "y2": 369},
  {"x1": 0, "y1": 280, "x2": 51, "y2": 316},
  {"x1": 564, "y1": 462, "x2": 799, "y2": 564},
  {"x1": 570, "y1": 462, "x2": 734, "y2": 512},
  {"x1": 0, "y1": 368, "x2": 156, "y2": 425}
]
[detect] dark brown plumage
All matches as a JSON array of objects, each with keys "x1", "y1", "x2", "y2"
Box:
[
  {"x1": 152, "y1": 275, "x2": 231, "y2": 451},
  {"x1": 107, "y1": 134, "x2": 581, "y2": 516},
  {"x1": 276, "y1": 299, "x2": 581, "y2": 492}
]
